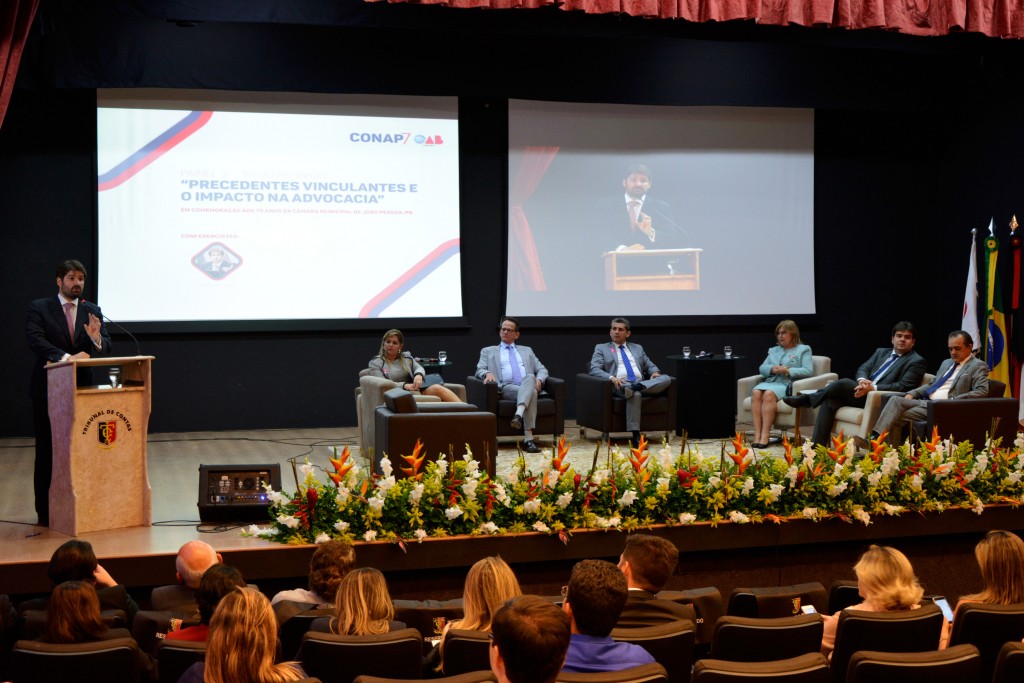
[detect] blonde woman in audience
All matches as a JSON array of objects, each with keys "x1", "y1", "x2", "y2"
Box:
[
  {"x1": 177, "y1": 588, "x2": 305, "y2": 683},
  {"x1": 433, "y1": 555, "x2": 522, "y2": 673},
  {"x1": 821, "y1": 545, "x2": 945, "y2": 656},
  {"x1": 941, "y1": 530, "x2": 1024, "y2": 646},
  {"x1": 310, "y1": 567, "x2": 404, "y2": 635}
]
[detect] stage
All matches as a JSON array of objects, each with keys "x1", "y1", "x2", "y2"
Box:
[{"x1": 0, "y1": 426, "x2": 1017, "y2": 604}]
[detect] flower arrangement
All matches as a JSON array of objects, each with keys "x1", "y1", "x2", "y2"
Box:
[{"x1": 246, "y1": 429, "x2": 1024, "y2": 546}]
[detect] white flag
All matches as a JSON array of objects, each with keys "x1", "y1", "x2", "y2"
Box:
[{"x1": 962, "y1": 231, "x2": 980, "y2": 353}]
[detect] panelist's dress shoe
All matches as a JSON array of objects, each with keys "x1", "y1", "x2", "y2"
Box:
[
  {"x1": 782, "y1": 394, "x2": 812, "y2": 408},
  {"x1": 510, "y1": 415, "x2": 524, "y2": 431},
  {"x1": 521, "y1": 439, "x2": 541, "y2": 453}
]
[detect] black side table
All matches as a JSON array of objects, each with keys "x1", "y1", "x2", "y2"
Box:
[
  {"x1": 414, "y1": 359, "x2": 453, "y2": 382},
  {"x1": 667, "y1": 354, "x2": 744, "y2": 439}
]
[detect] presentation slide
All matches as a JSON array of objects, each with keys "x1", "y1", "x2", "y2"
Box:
[
  {"x1": 506, "y1": 100, "x2": 815, "y2": 318},
  {"x1": 97, "y1": 90, "x2": 461, "y2": 324}
]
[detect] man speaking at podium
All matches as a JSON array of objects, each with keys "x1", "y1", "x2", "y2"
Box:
[{"x1": 26, "y1": 259, "x2": 112, "y2": 526}]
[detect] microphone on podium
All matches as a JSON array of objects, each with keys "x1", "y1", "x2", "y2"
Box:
[{"x1": 81, "y1": 300, "x2": 143, "y2": 357}]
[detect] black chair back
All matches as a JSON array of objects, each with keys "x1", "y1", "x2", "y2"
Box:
[
  {"x1": 296, "y1": 627, "x2": 423, "y2": 683},
  {"x1": 844, "y1": 644, "x2": 981, "y2": 683},
  {"x1": 826, "y1": 581, "x2": 860, "y2": 614},
  {"x1": 156, "y1": 638, "x2": 206, "y2": 683},
  {"x1": 355, "y1": 671, "x2": 497, "y2": 683},
  {"x1": 726, "y1": 582, "x2": 827, "y2": 618},
  {"x1": 829, "y1": 604, "x2": 944, "y2": 683},
  {"x1": 948, "y1": 601, "x2": 1024, "y2": 683},
  {"x1": 992, "y1": 640, "x2": 1024, "y2": 683},
  {"x1": 709, "y1": 613, "x2": 823, "y2": 662},
  {"x1": 392, "y1": 598, "x2": 464, "y2": 651},
  {"x1": 611, "y1": 620, "x2": 695, "y2": 683},
  {"x1": 691, "y1": 653, "x2": 829, "y2": 683},
  {"x1": 557, "y1": 662, "x2": 670, "y2": 683},
  {"x1": 12, "y1": 636, "x2": 141, "y2": 683},
  {"x1": 278, "y1": 605, "x2": 333, "y2": 660},
  {"x1": 442, "y1": 628, "x2": 492, "y2": 676}
]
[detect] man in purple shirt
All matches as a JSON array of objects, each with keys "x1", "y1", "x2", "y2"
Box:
[{"x1": 561, "y1": 559, "x2": 656, "y2": 673}]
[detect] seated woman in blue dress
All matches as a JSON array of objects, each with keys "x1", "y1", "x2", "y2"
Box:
[
  {"x1": 368, "y1": 329, "x2": 460, "y2": 402},
  {"x1": 750, "y1": 320, "x2": 812, "y2": 448}
]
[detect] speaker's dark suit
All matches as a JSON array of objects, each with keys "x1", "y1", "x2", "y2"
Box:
[
  {"x1": 26, "y1": 296, "x2": 112, "y2": 522},
  {"x1": 805, "y1": 347, "x2": 926, "y2": 446}
]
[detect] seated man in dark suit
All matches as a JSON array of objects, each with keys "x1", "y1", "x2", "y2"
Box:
[
  {"x1": 151, "y1": 540, "x2": 223, "y2": 614},
  {"x1": 782, "y1": 321, "x2": 926, "y2": 446},
  {"x1": 616, "y1": 534, "x2": 695, "y2": 627}
]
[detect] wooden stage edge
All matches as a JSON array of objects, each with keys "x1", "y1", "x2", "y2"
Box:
[{"x1": 2, "y1": 505, "x2": 1021, "y2": 601}]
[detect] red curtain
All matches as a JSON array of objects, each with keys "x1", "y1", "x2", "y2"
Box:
[
  {"x1": 0, "y1": 0, "x2": 39, "y2": 130},
  {"x1": 508, "y1": 146, "x2": 559, "y2": 292},
  {"x1": 367, "y1": 0, "x2": 1024, "y2": 39}
]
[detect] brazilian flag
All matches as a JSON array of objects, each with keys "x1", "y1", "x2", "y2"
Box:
[{"x1": 985, "y1": 234, "x2": 1011, "y2": 396}]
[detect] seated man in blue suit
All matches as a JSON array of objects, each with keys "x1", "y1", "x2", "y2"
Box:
[
  {"x1": 476, "y1": 316, "x2": 548, "y2": 453},
  {"x1": 589, "y1": 317, "x2": 671, "y2": 447}
]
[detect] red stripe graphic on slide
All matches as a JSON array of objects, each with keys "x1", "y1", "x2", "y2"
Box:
[
  {"x1": 97, "y1": 111, "x2": 213, "y2": 191},
  {"x1": 359, "y1": 239, "x2": 461, "y2": 318}
]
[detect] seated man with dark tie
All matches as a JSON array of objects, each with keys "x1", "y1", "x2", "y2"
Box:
[
  {"x1": 616, "y1": 534, "x2": 696, "y2": 628},
  {"x1": 589, "y1": 317, "x2": 671, "y2": 448},
  {"x1": 871, "y1": 329, "x2": 989, "y2": 445},
  {"x1": 476, "y1": 316, "x2": 549, "y2": 453},
  {"x1": 783, "y1": 321, "x2": 926, "y2": 446}
]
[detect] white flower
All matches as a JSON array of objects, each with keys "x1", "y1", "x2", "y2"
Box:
[
  {"x1": 933, "y1": 462, "x2": 953, "y2": 479},
  {"x1": 658, "y1": 445, "x2": 675, "y2": 470},
  {"x1": 678, "y1": 512, "x2": 697, "y2": 525},
  {"x1": 478, "y1": 522, "x2": 500, "y2": 535},
  {"x1": 786, "y1": 465, "x2": 799, "y2": 488},
  {"x1": 436, "y1": 456, "x2": 448, "y2": 478},
  {"x1": 801, "y1": 507, "x2": 819, "y2": 520},
  {"x1": 445, "y1": 505, "x2": 463, "y2": 520},
  {"x1": 618, "y1": 489, "x2": 638, "y2": 507},
  {"x1": 1008, "y1": 471, "x2": 1023, "y2": 484},
  {"x1": 556, "y1": 492, "x2": 573, "y2": 509},
  {"x1": 657, "y1": 477, "x2": 671, "y2": 493},
  {"x1": 533, "y1": 521, "x2": 550, "y2": 533},
  {"x1": 462, "y1": 478, "x2": 479, "y2": 498},
  {"x1": 741, "y1": 477, "x2": 754, "y2": 496},
  {"x1": 1015, "y1": 433, "x2": 1024, "y2": 451},
  {"x1": 245, "y1": 524, "x2": 263, "y2": 536},
  {"x1": 867, "y1": 471, "x2": 883, "y2": 487},
  {"x1": 267, "y1": 490, "x2": 287, "y2": 506},
  {"x1": 849, "y1": 467, "x2": 864, "y2": 484},
  {"x1": 801, "y1": 441, "x2": 815, "y2": 462},
  {"x1": 375, "y1": 476, "x2": 396, "y2": 492},
  {"x1": 465, "y1": 458, "x2": 480, "y2": 476},
  {"x1": 413, "y1": 528, "x2": 428, "y2": 541},
  {"x1": 523, "y1": 498, "x2": 542, "y2": 514},
  {"x1": 766, "y1": 483, "x2": 784, "y2": 503},
  {"x1": 593, "y1": 516, "x2": 611, "y2": 528},
  {"x1": 833, "y1": 463, "x2": 845, "y2": 478},
  {"x1": 853, "y1": 509, "x2": 872, "y2": 526},
  {"x1": 276, "y1": 514, "x2": 300, "y2": 529},
  {"x1": 314, "y1": 532, "x2": 331, "y2": 544},
  {"x1": 409, "y1": 483, "x2": 425, "y2": 505},
  {"x1": 607, "y1": 516, "x2": 621, "y2": 527},
  {"x1": 973, "y1": 498, "x2": 985, "y2": 515},
  {"x1": 728, "y1": 510, "x2": 750, "y2": 524},
  {"x1": 881, "y1": 453, "x2": 900, "y2": 477},
  {"x1": 335, "y1": 488, "x2": 350, "y2": 506},
  {"x1": 494, "y1": 483, "x2": 510, "y2": 506},
  {"x1": 546, "y1": 469, "x2": 561, "y2": 487},
  {"x1": 367, "y1": 496, "x2": 385, "y2": 512},
  {"x1": 828, "y1": 482, "x2": 848, "y2": 497},
  {"x1": 592, "y1": 469, "x2": 608, "y2": 486},
  {"x1": 708, "y1": 476, "x2": 722, "y2": 489},
  {"x1": 379, "y1": 457, "x2": 393, "y2": 478},
  {"x1": 910, "y1": 474, "x2": 923, "y2": 490},
  {"x1": 298, "y1": 462, "x2": 314, "y2": 478},
  {"x1": 334, "y1": 520, "x2": 350, "y2": 533},
  {"x1": 363, "y1": 530, "x2": 377, "y2": 542},
  {"x1": 882, "y1": 503, "x2": 904, "y2": 516}
]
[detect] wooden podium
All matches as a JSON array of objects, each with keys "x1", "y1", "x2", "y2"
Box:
[
  {"x1": 46, "y1": 356, "x2": 154, "y2": 535},
  {"x1": 604, "y1": 248, "x2": 702, "y2": 291}
]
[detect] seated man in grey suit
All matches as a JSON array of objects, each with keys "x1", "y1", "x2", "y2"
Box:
[
  {"x1": 617, "y1": 534, "x2": 695, "y2": 628},
  {"x1": 783, "y1": 321, "x2": 927, "y2": 446},
  {"x1": 872, "y1": 329, "x2": 989, "y2": 445},
  {"x1": 476, "y1": 316, "x2": 548, "y2": 453},
  {"x1": 589, "y1": 317, "x2": 671, "y2": 447}
]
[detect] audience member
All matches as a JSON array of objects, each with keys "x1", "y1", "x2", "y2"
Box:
[
  {"x1": 475, "y1": 316, "x2": 550, "y2": 452},
  {"x1": 271, "y1": 539, "x2": 355, "y2": 625},
  {"x1": 178, "y1": 588, "x2": 305, "y2": 683},
  {"x1": 40, "y1": 581, "x2": 155, "y2": 680},
  {"x1": 433, "y1": 555, "x2": 522, "y2": 674},
  {"x1": 368, "y1": 329, "x2": 460, "y2": 401},
  {"x1": 954, "y1": 529, "x2": 1024, "y2": 614},
  {"x1": 165, "y1": 564, "x2": 246, "y2": 642},
  {"x1": 310, "y1": 567, "x2": 404, "y2": 635},
  {"x1": 821, "y1": 545, "x2": 945, "y2": 656},
  {"x1": 616, "y1": 534, "x2": 695, "y2": 627},
  {"x1": 490, "y1": 595, "x2": 571, "y2": 683},
  {"x1": 750, "y1": 319, "x2": 813, "y2": 448},
  {"x1": 561, "y1": 559, "x2": 655, "y2": 673},
  {"x1": 26, "y1": 539, "x2": 140, "y2": 627},
  {"x1": 151, "y1": 540, "x2": 222, "y2": 613},
  {"x1": 589, "y1": 317, "x2": 671, "y2": 448}
]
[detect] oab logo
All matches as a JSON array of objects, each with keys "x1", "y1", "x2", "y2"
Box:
[{"x1": 349, "y1": 132, "x2": 445, "y2": 146}]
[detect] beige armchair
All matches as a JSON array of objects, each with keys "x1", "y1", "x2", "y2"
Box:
[
  {"x1": 832, "y1": 373, "x2": 932, "y2": 445},
  {"x1": 736, "y1": 356, "x2": 836, "y2": 442},
  {"x1": 355, "y1": 371, "x2": 466, "y2": 459}
]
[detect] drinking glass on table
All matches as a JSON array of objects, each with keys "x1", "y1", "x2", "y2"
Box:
[
  {"x1": 438, "y1": 350, "x2": 448, "y2": 364},
  {"x1": 682, "y1": 346, "x2": 691, "y2": 359},
  {"x1": 724, "y1": 346, "x2": 733, "y2": 359},
  {"x1": 108, "y1": 367, "x2": 121, "y2": 388}
]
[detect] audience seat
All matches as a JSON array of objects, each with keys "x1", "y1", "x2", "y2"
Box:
[
  {"x1": 374, "y1": 388, "x2": 497, "y2": 478},
  {"x1": 466, "y1": 375, "x2": 566, "y2": 439},
  {"x1": 156, "y1": 638, "x2": 206, "y2": 683},
  {"x1": 277, "y1": 604, "x2": 334, "y2": 661},
  {"x1": 736, "y1": 356, "x2": 836, "y2": 441},
  {"x1": 828, "y1": 603, "x2": 945, "y2": 683},
  {"x1": 708, "y1": 613, "x2": 824, "y2": 662},
  {"x1": 575, "y1": 373, "x2": 677, "y2": 442},
  {"x1": 610, "y1": 620, "x2": 695, "y2": 683},
  {"x1": 296, "y1": 627, "x2": 423, "y2": 683},
  {"x1": 557, "y1": 662, "x2": 670, "y2": 683},
  {"x1": 826, "y1": 581, "x2": 860, "y2": 615},
  {"x1": 726, "y1": 582, "x2": 827, "y2": 618},
  {"x1": 656, "y1": 587, "x2": 724, "y2": 653},
  {"x1": 19, "y1": 608, "x2": 127, "y2": 641},
  {"x1": 831, "y1": 375, "x2": 931, "y2": 447},
  {"x1": 691, "y1": 653, "x2": 829, "y2": 683},
  {"x1": 441, "y1": 628, "x2": 492, "y2": 676},
  {"x1": 992, "y1": 640, "x2": 1024, "y2": 683},
  {"x1": 392, "y1": 598, "x2": 463, "y2": 649},
  {"x1": 12, "y1": 636, "x2": 142, "y2": 683},
  {"x1": 844, "y1": 644, "x2": 981, "y2": 683},
  {"x1": 947, "y1": 601, "x2": 1024, "y2": 683},
  {"x1": 132, "y1": 609, "x2": 201, "y2": 658},
  {"x1": 355, "y1": 673, "x2": 496, "y2": 683}
]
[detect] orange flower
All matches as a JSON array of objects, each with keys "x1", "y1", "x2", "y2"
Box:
[
  {"x1": 730, "y1": 431, "x2": 745, "y2": 453},
  {"x1": 629, "y1": 435, "x2": 649, "y2": 473},
  {"x1": 782, "y1": 434, "x2": 793, "y2": 466},
  {"x1": 551, "y1": 435, "x2": 570, "y2": 475},
  {"x1": 328, "y1": 446, "x2": 354, "y2": 486},
  {"x1": 921, "y1": 425, "x2": 941, "y2": 453},
  {"x1": 728, "y1": 432, "x2": 750, "y2": 474},
  {"x1": 869, "y1": 431, "x2": 889, "y2": 463},
  {"x1": 398, "y1": 439, "x2": 427, "y2": 480},
  {"x1": 828, "y1": 431, "x2": 849, "y2": 465}
]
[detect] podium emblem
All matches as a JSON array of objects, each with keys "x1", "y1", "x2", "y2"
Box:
[{"x1": 98, "y1": 420, "x2": 118, "y2": 449}]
